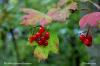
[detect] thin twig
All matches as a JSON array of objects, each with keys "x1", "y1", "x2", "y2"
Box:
[{"x1": 89, "y1": 0, "x2": 100, "y2": 10}]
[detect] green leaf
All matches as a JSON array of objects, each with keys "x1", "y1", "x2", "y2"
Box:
[
  {"x1": 34, "y1": 46, "x2": 50, "y2": 61},
  {"x1": 48, "y1": 31, "x2": 59, "y2": 54}
]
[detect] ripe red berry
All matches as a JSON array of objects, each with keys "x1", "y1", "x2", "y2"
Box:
[
  {"x1": 29, "y1": 26, "x2": 50, "y2": 46},
  {"x1": 80, "y1": 34, "x2": 85, "y2": 42},
  {"x1": 83, "y1": 38, "x2": 92, "y2": 46},
  {"x1": 35, "y1": 32, "x2": 41, "y2": 38},
  {"x1": 39, "y1": 26, "x2": 45, "y2": 33},
  {"x1": 86, "y1": 35, "x2": 92, "y2": 42},
  {"x1": 37, "y1": 40, "x2": 43, "y2": 45},
  {"x1": 44, "y1": 32, "x2": 50, "y2": 40},
  {"x1": 28, "y1": 35, "x2": 36, "y2": 43},
  {"x1": 40, "y1": 36, "x2": 46, "y2": 42},
  {"x1": 83, "y1": 35, "x2": 92, "y2": 46},
  {"x1": 44, "y1": 41, "x2": 48, "y2": 46}
]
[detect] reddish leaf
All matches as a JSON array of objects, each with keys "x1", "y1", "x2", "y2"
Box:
[
  {"x1": 47, "y1": 8, "x2": 70, "y2": 22},
  {"x1": 68, "y1": 2, "x2": 78, "y2": 10},
  {"x1": 57, "y1": 0, "x2": 68, "y2": 7},
  {"x1": 21, "y1": 8, "x2": 52, "y2": 26},
  {"x1": 79, "y1": 12, "x2": 100, "y2": 28}
]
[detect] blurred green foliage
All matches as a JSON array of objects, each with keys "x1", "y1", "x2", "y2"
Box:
[{"x1": 0, "y1": 0, "x2": 100, "y2": 66}]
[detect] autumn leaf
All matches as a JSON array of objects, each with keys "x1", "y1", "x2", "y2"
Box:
[
  {"x1": 67, "y1": 2, "x2": 78, "y2": 10},
  {"x1": 47, "y1": 7, "x2": 70, "y2": 22},
  {"x1": 21, "y1": 8, "x2": 52, "y2": 26},
  {"x1": 48, "y1": 1, "x2": 77, "y2": 22},
  {"x1": 34, "y1": 46, "x2": 49, "y2": 61},
  {"x1": 57, "y1": 0, "x2": 78, "y2": 10},
  {"x1": 79, "y1": 12, "x2": 100, "y2": 28},
  {"x1": 33, "y1": 31, "x2": 59, "y2": 61}
]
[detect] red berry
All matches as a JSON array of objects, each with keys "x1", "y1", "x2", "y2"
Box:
[
  {"x1": 86, "y1": 35, "x2": 92, "y2": 42},
  {"x1": 83, "y1": 35, "x2": 92, "y2": 47},
  {"x1": 28, "y1": 35, "x2": 36, "y2": 43},
  {"x1": 35, "y1": 32, "x2": 41, "y2": 38},
  {"x1": 40, "y1": 36, "x2": 46, "y2": 42},
  {"x1": 44, "y1": 41, "x2": 48, "y2": 46},
  {"x1": 39, "y1": 26, "x2": 45, "y2": 33},
  {"x1": 44, "y1": 32, "x2": 50, "y2": 40},
  {"x1": 80, "y1": 34, "x2": 85, "y2": 42},
  {"x1": 83, "y1": 38, "x2": 92, "y2": 46},
  {"x1": 37, "y1": 40, "x2": 43, "y2": 45}
]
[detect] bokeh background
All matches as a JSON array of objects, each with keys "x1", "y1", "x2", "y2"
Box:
[{"x1": 0, "y1": 0, "x2": 100, "y2": 66}]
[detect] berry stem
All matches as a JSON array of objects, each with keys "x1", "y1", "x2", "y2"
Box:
[
  {"x1": 30, "y1": 25, "x2": 40, "y2": 27},
  {"x1": 86, "y1": 26, "x2": 92, "y2": 37},
  {"x1": 32, "y1": 25, "x2": 41, "y2": 34}
]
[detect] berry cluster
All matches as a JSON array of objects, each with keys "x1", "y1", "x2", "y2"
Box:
[
  {"x1": 80, "y1": 33, "x2": 92, "y2": 46},
  {"x1": 28, "y1": 26, "x2": 50, "y2": 46}
]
